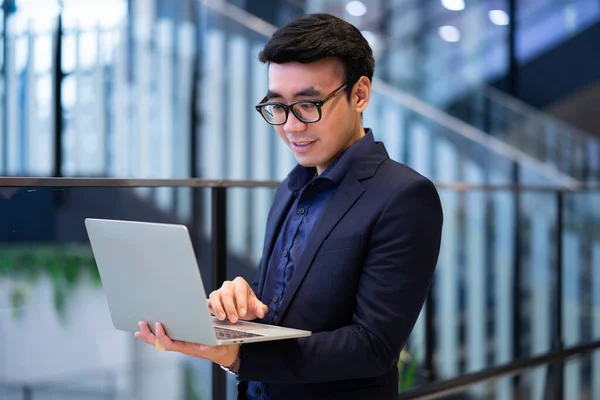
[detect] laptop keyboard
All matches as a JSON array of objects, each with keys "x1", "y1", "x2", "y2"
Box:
[{"x1": 214, "y1": 326, "x2": 264, "y2": 340}]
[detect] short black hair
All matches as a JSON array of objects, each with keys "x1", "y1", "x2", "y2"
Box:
[{"x1": 259, "y1": 13, "x2": 375, "y2": 99}]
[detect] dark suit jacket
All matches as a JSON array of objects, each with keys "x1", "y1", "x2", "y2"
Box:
[{"x1": 237, "y1": 142, "x2": 443, "y2": 400}]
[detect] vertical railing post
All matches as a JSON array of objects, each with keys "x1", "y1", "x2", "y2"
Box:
[
  {"x1": 507, "y1": 0, "x2": 518, "y2": 98},
  {"x1": 554, "y1": 190, "x2": 565, "y2": 399},
  {"x1": 511, "y1": 162, "x2": 523, "y2": 399},
  {"x1": 211, "y1": 186, "x2": 227, "y2": 400},
  {"x1": 52, "y1": 5, "x2": 63, "y2": 177},
  {"x1": 544, "y1": 189, "x2": 566, "y2": 400},
  {"x1": 22, "y1": 385, "x2": 32, "y2": 400},
  {"x1": 424, "y1": 284, "x2": 436, "y2": 383},
  {"x1": 1, "y1": 0, "x2": 13, "y2": 174},
  {"x1": 483, "y1": 93, "x2": 491, "y2": 136}
]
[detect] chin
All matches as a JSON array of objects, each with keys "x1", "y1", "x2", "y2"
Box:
[
  {"x1": 294, "y1": 154, "x2": 319, "y2": 167},
  {"x1": 295, "y1": 160, "x2": 318, "y2": 169}
]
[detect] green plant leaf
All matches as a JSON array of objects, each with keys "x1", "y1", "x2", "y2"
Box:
[
  {"x1": 64, "y1": 256, "x2": 81, "y2": 287},
  {"x1": 0, "y1": 251, "x2": 16, "y2": 276},
  {"x1": 1, "y1": 244, "x2": 101, "y2": 324},
  {"x1": 401, "y1": 358, "x2": 418, "y2": 390}
]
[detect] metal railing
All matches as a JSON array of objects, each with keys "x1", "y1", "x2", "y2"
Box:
[
  {"x1": 398, "y1": 340, "x2": 600, "y2": 400},
  {"x1": 1, "y1": 177, "x2": 600, "y2": 400}
]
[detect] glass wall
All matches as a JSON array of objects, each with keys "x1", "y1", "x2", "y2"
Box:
[{"x1": 0, "y1": 0, "x2": 581, "y2": 188}]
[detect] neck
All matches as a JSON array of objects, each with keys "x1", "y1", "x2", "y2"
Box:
[{"x1": 315, "y1": 127, "x2": 366, "y2": 175}]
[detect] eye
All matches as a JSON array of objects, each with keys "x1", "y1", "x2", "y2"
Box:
[{"x1": 299, "y1": 103, "x2": 316, "y2": 110}]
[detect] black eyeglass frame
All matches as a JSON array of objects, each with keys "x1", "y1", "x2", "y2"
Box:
[{"x1": 254, "y1": 83, "x2": 348, "y2": 125}]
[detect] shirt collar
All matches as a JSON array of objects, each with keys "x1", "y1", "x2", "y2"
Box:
[{"x1": 287, "y1": 129, "x2": 375, "y2": 193}]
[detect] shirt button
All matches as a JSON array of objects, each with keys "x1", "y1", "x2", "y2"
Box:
[
  {"x1": 298, "y1": 207, "x2": 306, "y2": 215},
  {"x1": 282, "y1": 250, "x2": 289, "y2": 257},
  {"x1": 273, "y1": 296, "x2": 279, "y2": 303}
]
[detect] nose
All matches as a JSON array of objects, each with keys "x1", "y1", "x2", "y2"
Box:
[{"x1": 283, "y1": 110, "x2": 307, "y2": 134}]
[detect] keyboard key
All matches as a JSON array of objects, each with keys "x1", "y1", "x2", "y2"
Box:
[{"x1": 214, "y1": 326, "x2": 263, "y2": 340}]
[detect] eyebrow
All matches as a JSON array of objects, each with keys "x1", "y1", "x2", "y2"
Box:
[{"x1": 266, "y1": 87, "x2": 322, "y2": 100}]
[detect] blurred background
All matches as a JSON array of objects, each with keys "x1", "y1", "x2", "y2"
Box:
[{"x1": 0, "y1": 0, "x2": 599, "y2": 399}]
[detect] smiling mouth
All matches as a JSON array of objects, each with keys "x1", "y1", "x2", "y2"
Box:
[
  {"x1": 293, "y1": 141, "x2": 315, "y2": 147},
  {"x1": 290, "y1": 140, "x2": 317, "y2": 153}
]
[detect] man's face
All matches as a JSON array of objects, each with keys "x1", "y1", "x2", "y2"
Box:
[{"x1": 266, "y1": 58, "x2": 367, "y2": 174}]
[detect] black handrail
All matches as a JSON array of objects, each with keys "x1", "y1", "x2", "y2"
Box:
[
  {"x1": 0, "y1": 177, "x2": 599, "y2": 192},
  {"x1": 397, "y1": 340, "x2": 600, "y2": 400}
]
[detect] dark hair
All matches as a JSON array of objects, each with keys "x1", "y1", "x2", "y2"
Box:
[{"x1": 259, "y1": 13, "x2": 375, "y2": 99}]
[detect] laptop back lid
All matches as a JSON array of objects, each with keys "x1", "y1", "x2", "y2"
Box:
[{"x1": 84, "y1": 218, "x2": 219, "y2": 345}]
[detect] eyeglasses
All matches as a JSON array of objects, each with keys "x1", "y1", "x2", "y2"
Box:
[{"x1": 255, "y1": 83, "x2": 348, "y2": 125}]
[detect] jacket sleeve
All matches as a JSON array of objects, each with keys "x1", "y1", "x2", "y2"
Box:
[{"x1": 237, "y1": 178, "x2": 443, "y2": 383}]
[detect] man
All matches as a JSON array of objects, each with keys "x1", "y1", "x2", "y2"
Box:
[{"x1": 135, "y1": 13, "x2": 443, "y2": 400}]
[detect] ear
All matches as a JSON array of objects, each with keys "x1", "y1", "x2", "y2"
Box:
[{"x1": 354, "y1": 76, "x2": 371, "y2": 113}]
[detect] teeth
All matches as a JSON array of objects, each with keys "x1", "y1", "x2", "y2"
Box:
[{"x1": 296, "y1": 142, "x2": 312, "y2": 145}]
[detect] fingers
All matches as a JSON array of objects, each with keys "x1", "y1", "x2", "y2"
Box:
[
  {"x1": 154, "y1": 323, "x2": 212, "y2": 355},
  {"x1": 247, "y1": 290, "x2": 268, "y2": 319},
  {"x1": 220, "y1": 281, "x2": 239, "y2": 323},
  {"x1": 209, "y1": 290, "x2": 226, "y2": 321},
  {"x1": 208, "y1": 277, "x2": 261, "y2": 322},
  {"x1": 134, "y1": 321, "x2": 156, "y2": 345},
  {"x1": 233, "y1": 277, "x2": 248, "y2": 318},
  {"x1": 144, "y1": 322, "x2": 237, "y2": 364},
  {"x1": 135, "y1": 321, "x2": 165, "y2": 351},
  {"x1": 254, "y1": 301, "x2": 269, "y2": 319},
  {"x1": 154, "y1": 322, "x2": 173, "y2": 351}
]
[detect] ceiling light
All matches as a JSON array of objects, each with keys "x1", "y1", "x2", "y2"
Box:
[
  {"x1": 489, "y1": 10, "x2": 510, "y2": 26},
  {"x1": 441, "y1": 0, "x2": 465, "y2": 11},
  {"x1": 439, "y1": 25, "x2": 461, "y2": 42},
  {"x1": 346, "y1": 1, "x2": 367, "y2": 17}
]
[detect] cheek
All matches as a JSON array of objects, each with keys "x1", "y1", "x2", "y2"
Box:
[
  {"x1": 321, "y1": 106, "x2": 350, "y2": 135},
  {"x1": 275, "y1": 127, "x2": 288, "y2": 143}
]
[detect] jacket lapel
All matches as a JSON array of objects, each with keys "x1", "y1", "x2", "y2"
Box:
[
  {"x1": 256, "y1": 183, "x2": 294, "y2": 299},
  {"x1": 261, "y1": 142, "x2": 390, "y2": 317},
  {"x1": 273, "y1": 171, "x2": 365, "y2": 322}
]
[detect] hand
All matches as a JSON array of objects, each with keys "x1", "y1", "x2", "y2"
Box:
[
  {"x1": 208, "y1": 277, "x2": 268, "y2": 323},
  {"x1": 134, "y1": 321, "x2": 239, "y2": 366}
]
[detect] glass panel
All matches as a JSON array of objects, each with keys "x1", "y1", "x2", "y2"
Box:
[
  {"x1": 305, "y1": 0, "x2": 600, "y2": 186},
  {"x1": 448, "y1": 87, "x2": 600, "y2": 185},
  {"x1": 4, "y1": 0, "x2": 584, "y2": 188},
  {"x1": 564, "y1": 357, "x2": 585, "y2": 400},
  {"x1": 3, "y1": 1, "x2": 59, "y2": 177},
  {"x1": 412, "y1": 186, "x2": 599, "y2": 393},
  {"x1": 521, "y1": 190, "x2": 556, "y2": 360},
  {"x1": 196, "y1": 4, "x2": 290, "y2": 181},
  {"x1": 364, "y1": 91, "x2": 522, "y2": 185},
  {"x1": 0, "y1": 186, "x2": 213, "y2": 399},
  {"x1": 517, "y1": 0, "x2": 600, "y2": 62},
  {"x1": 428, "y1": 187, "x2": 517, "y2": 384}
]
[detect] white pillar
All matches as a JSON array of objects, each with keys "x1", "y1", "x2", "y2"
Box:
[{"x1": 435, "y1": 139, "x2": 459, "y2": 379}]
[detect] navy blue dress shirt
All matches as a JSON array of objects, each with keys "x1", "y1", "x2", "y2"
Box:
[{"x1": 246, "y1": 130, "x2": 375, "y2": 400}]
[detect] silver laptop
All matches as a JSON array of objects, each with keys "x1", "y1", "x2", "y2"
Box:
[{"x1": 84, "y1": 218, "x2": 311, "y2": 345}]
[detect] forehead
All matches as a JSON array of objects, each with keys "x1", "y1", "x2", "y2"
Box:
[{"x1": 267, "y1": 58, "x2": 344, "y2": 93}]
